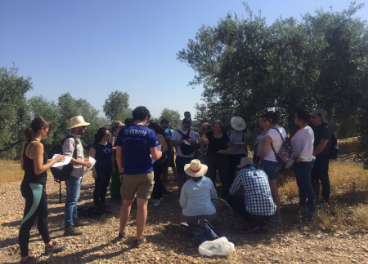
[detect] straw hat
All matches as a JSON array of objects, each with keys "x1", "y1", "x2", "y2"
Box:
[
  {"x1": 230, "y1": 116, "x2": 246, "y2": 131},
  {"x1": 237, "y1": 157, "x2": 254, "y2": 168},
  {"x1": 67, "y1": 116, "x2": 90, "y2": 129},
  {"x1": 112, "y1": 121, "x2": 125, "y2": 127},
  {"x1": 184, "y1": 159, "x2": 208, "y2": 177}
]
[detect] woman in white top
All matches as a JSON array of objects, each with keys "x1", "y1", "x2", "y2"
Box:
[
  {"x1": 255, "y1": 115, "x2": 270, "y2": 164},
  {"x1": 259, "y1": 111, "x2": 286, "y2": 221},
  {"x1": 291, "y1": 110, "x2": 317, "y2": 221},
  {"x1": 179, "y1": 159, "x2": 218, "y2": 225}
]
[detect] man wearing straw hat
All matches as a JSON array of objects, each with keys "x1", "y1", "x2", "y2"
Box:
[
  {"x1": 227, "y1": 157, "x2": 276, "y2": 232},
  {"x1": 62, "y1": 116, "x2": 92, "y2": 236}
]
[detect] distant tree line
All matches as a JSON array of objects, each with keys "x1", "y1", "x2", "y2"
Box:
[
  {"x1": 0, "y1": 66, "x2": 181, "y2": 160},
  {"x1": 177, "y1": 2, "x2": 368, "y2": 167}
]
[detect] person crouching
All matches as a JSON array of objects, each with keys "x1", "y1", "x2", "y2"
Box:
[
  {"x1": 227, "y1": 157, "x2": 276, "y2": 232},
  {"x1": 179, "y1": 159, "x2": 218, "y2": 225}
]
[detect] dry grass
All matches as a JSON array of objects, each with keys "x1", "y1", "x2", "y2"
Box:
[
  {"x1": 338, "y1": 137, "x2": 360, "y2": 155},
  {"x1": 0, "y1": 160, "x2": 23, "y2": 184}
]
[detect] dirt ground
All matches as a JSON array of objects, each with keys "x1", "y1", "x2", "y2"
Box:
[{"x1": 1, "y1": 171, "x2": 368, "y2": 264}]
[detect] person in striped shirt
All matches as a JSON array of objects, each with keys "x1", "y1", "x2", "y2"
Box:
[{"x1": 227, "y1": 157, "x2": 276, "y2": 232}]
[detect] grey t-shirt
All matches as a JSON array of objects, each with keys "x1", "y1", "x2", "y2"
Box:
[
  {"x1": 171, "y1": 128, "x2": 199, "y2": 158},
  {"x1": 62, "y1": 133, "x2": 85, "y2": 178},
  {"x1": 227, "y1": 130, "x2": 246, "y2": 155}
]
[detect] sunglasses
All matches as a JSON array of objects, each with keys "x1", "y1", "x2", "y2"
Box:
[
  {"x1": 184, "y1": 125, "x2": 190, "y2": 128},
  {"x1": 162, "y1": 126, "x2": 168, "y2": 129},
  {"x1": 82, "y1": 126, "x2": 87, "y2": 129}
]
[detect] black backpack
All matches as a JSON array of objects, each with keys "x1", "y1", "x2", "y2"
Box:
[
  {"x1": 329, "y1": 132, "x2": 338, "y2": 160},
  {"x1": 49, "y1": 135, "x2": 77, "y2": 203},
  {"x1": 177, "y1": 129, "x2": 195, "y2": 155}
]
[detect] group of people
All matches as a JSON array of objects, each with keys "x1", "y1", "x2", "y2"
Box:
[{"x1": 18, "y1": 106, "x2": 333, "y2": 263}]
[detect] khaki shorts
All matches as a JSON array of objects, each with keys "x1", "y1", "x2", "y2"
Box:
[{"x1": 120, "y1": 172, "x2": 154, "y2": 200}]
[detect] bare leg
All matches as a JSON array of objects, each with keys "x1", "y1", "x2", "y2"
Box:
[
  {"x1": 119, "y1": 199, "x2": 134, "y2": 234},
  {"x1": 269, "y1": 179, "x2": 281, "y2": 217},
  {"x1": 136, "y1": 198, "x2": 148, "y2": 240}
]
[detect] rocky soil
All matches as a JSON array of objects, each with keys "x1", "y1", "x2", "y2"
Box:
[{"x1": 1, "y1": 171, "x2": 368, "y2": 264}]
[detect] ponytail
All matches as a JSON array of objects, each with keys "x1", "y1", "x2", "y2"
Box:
[
  {"x1": 24, "y1": 126, "x2": 34, "y2": 142},
  {"x1": 24, "y1": 117, "x2": 51, "y2": 142}
]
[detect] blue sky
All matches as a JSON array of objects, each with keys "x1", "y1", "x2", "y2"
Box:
[{"x1": 1, "y1": 0, "x2": 365, "y2": 120}]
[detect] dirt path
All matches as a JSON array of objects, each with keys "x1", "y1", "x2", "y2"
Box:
[{"x1": 1, "y1": 172, "x2": 367, "y2": 263}]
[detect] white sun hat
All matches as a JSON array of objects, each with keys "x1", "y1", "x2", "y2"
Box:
[
  {"x1": 67, "y1": 116, "x2": 90, "y2": 129},
  {"x1": 230, "y1": 116, "x2": 246, "y2": 131},
  {"x1": 184, "y1": 159, "x2": 208, "y2": 177},
  {"x1": 237, "y1": 157, "x2": 254, "y2": 168}
]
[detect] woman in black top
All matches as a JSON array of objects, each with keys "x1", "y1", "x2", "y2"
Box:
[
  {"x1": 19, "y1": 117, "x2": 66, "y2": 263},
  {"x1": 203, "y1": 120, "x2": 231, "y2": 198}
]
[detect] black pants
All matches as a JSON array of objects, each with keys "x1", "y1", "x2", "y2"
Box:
[
  {"x1": 226, "y1": 194, "x2": 272, "y2": 225},
  {"x1": 152, "y1": 160, "x2": 166, "y2": 199},
  {"x1": 93, "y1": 168, "x2": 112, "y2": 206},
  {"x1": 311, "y1": 156, "x2": 330, "y2": 202},
  {"x1": 19, "y1": 181, "x2": 50, "y2": 257},
  {"x1": 206, "y1": 155, "x2": 229, "y2": 198},
  {"x1": 228, "y1": 154, "x2": 246, "y2": 187}
]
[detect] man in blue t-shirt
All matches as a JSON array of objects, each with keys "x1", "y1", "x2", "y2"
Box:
[{"x1": 115, "y1": 106, "x2": 162, "y2": 247}]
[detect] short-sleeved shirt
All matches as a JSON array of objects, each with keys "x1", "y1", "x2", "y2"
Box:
[
  {"x1": 62, "y1": 133, "x2": 85, "y2": 178},
  {"x1": 164, "y1": 129, "x2": 173, "y2": 157},
  {"x1": 312, "y1": 124, "x2": 332, "y2": 158},
  {"x1": 227, "y1": 130, "x2": 247, "y2": 155},
  {"x1": 206, "y1": 132, "x2": 230, "y2": 156},
  {"x1": 171, "y1": 128, "x2": 199, "y2": 158},
  {"x1": 264, "y1": 127, "x2": 287, "y2": 162},
  {"x1": 92, "y1": 142, "x2": 113, "y2": 170},
  {"x1": 229, "y1": 166, "x2": 276, "y2": 216},
  {"x1": 116, "y1": 125, "x2": 159, "y2": 175}
]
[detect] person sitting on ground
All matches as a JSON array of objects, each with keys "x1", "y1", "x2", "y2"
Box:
[
  {"x1": 19, "y1": 117, "x2": 67, "y2": 263},
  {"x1": 148, "y1": 122, "x2": 168, "y2": 207},
  {"x1": 179, "y1": 159, "x2": 218, "y2": 225},
  {"x1": 227, "y1": 157, "x2": 276, "y2": 233},
  {"x1": 89, "y1": 127, "x2": 115, "y2": 213},
  {"x1": 116, "y1": 106, "x2": 162, "y2": 247}
]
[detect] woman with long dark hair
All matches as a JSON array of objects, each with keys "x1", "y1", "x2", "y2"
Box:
[
  {"x1": 19, "y1": 117, "x2": 66, "y2": 263},
  {"x1": 148, "y1": 122, "x2": 168, "y2": 207},
  {"x1": 110, "y1": 121, "x2": 124, "y2": 203},
  {"x1": 89, "y1": 127, "x2": 115, "y2": 212}
]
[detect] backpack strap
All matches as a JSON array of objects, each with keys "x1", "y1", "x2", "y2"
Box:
[
  {"x1": 176, "y1": 129, "x2": 185, "y2": 137},
  {"x1": 270, "y1": 128, "x2": 285, "y2": 159},
  {"x1": 62, "y1": 135, "x2": 77, "y2": 159}
]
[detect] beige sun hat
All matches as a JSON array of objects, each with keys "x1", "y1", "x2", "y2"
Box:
[
  {"x1": 184, "y1": 159, "x2": 208, "y2": 177},
  {"x1": 112, "y1": 121, "x2": 125, "y2": 127},
  {"x1": 230, "y1": 116, "x2": 246, "y2": 131},
  {"x1": 67, "y1": 116, "x2": 90, "y2": 129},
  {"x1": 237, "y1": 157, "x2": 254, "y2": 168}
]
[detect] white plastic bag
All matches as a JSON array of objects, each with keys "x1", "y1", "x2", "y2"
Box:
[{"x1": 198, "y1": 237, "x2": 235, "y2": 256}]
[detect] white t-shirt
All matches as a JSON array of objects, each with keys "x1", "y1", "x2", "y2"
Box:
[
  {"x1": 264, "y1": 127, "x2": 287, "y2": 162},
  {"x1": 291, "y1": 126, "x2": 315, "y2": 162},
  {"x1": 171, "y1": 128, "x2": 199, "y2": 158},
  {"x1": 227, "y1": 130, "x2": 246, "y2": 155}
]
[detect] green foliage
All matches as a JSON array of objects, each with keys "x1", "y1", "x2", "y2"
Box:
[
  {"x1": 103, "y1": 90, "x2": 131, "y2": 123},
  {"x1": 178, "y1": 2, "x2": 368, "y2": 167},
  {"x1": 0, "y1": 66, "x2": 32, "y2": 158},
  {"x1": 159, "y1": 108, "x2": 181, "y2": 129}
]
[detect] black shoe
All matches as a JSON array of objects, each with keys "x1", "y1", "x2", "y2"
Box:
[
  {"x1": 135, "y1": 237, "x2": 146, "y2": 248},
  {"x1": 45, "y1": 241, "x2": 67, "y2": 256},
  {"x1": 63, "y1": 226, "x2": 83, "y2": 236},
  {"x1": 118, "y1": 229, "x2": 129, "y2": 241}
]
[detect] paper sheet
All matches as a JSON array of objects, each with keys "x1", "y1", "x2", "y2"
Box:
[
  {"x1": 51, "y1": 154, "x2": 72, "y2": 168},
  {"x1": 184, "y1": 140, "x2": 191, "y2": 145},
  {"x1": 216, "y1": 149, "x2": 228, "y2": 154},
  {"x1": 151, "y1": 145, "x2": 161, "y2": 163},
  {"x1": 82, "y1": 156, "x2": 96, "y2": 177}
]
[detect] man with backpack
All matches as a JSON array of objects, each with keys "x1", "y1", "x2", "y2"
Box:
[
  {"x1": 310, "y1": 108, "x2": 333, "y2": 204},
  {"x1": 170, "y1": 118, "x2": 199, "y2": 191},
  {"x1": 62, "y1": 116, "x2": 92, "y2": 236}
]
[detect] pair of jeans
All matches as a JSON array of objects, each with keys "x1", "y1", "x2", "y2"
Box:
[
  {"x1": 65, "y1": 176, "x2": 82, "y2": 228},
  {"x1": 152, "y1": 160, "x2": 166, "y2": 199},
  {"x1": 226, "y1": 195, "x2": 271, "y2": 224},
  {"x1": 311, "y1": 155, "x2": 330, "y2": 202},
  {"x1": 228, "y1": 154, "x2": 246, "y2": 187},
  {"x1": 93, "y1": 168, "x2": 112, "y2": 206},
  {"x1": 262, "y1": 160, "x2": 283, "y2": 181},
  {"x1": 294, "y1": 160, "x2": 317, "y2": 211},
  {"x1": 19, "y1": 182, "x2": 50, "y2": 257},
  {"x1": 205, "y1": 155, "x2": 229, "y2": 198},
  {"x1": 110, "y1": 159, "x2": 121, "y2": 198}
]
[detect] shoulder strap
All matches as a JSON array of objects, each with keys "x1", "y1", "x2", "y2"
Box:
[
  {"x1": 187, "y1": 129, "x2": 191, "y2": 135},
  {"x1": 272, "y1": 128, "x2": 286, "y2": 143},
  {"x1": 27, "y1": 142, "x2": 37, "y2": 157},
  {"x1": 62, "y1": 135, "x2": 77, "y2": 159},
  {"x1": 177, "y1": 129, "x2": 185, "y2": 137}
]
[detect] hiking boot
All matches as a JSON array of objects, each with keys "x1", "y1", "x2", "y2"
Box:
[
  {"x1": 135, "y1": 237, "x2": 146, "y2": 248},
  {"x1": 20, "y1": 256, "x2": 37, "y2": 264},
  {"x1": 64, "y1": 226, "x2": 83, "y2": 236},
  {"x1": 73, "y1": 218, "x2": 89, "y2": 227},
  {"x1": 118, "y1": 229, "x2": 129, "y2": 241},
  {"x1": 45, "y1": 241, "x2": 67, "y2": 256}
]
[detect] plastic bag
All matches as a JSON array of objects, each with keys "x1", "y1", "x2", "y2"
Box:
[{"x1": 198, "y1": 237, "x2": 235, "y2": 256}]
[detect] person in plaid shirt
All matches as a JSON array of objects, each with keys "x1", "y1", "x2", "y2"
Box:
[{"x1": 227, "y1": 157, "x2": 276, "y2": 232}]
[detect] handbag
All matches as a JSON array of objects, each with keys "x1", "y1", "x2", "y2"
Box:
[{"x1": 270, "y1": 128, "x2": 293, "y2": 164}]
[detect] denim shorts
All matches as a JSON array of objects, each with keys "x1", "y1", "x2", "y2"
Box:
[{"x1": 262, "y1": 160, "x2": 283, "y2": 181}]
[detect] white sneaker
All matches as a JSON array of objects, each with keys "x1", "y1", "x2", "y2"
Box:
[
  {"x1": 153, "y1": 199, "x2": 160, "y2": 207},
  {"x1": 159, "y1": 197, "x2": 163, "y2": 202}
]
